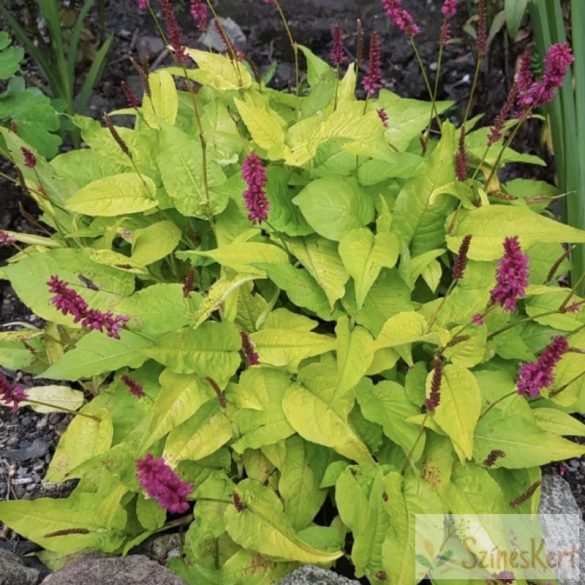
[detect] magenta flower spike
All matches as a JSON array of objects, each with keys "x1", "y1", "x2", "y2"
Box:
[
  {"x1": 21, "y1": 147, "x2": 37, "y2": 169},
  {"x1": 377, "y1": 107, "x2": 389, "y2": 127},
  {"x1": 137, "y1": 0, "x2": 149, "y2": 9},
  {"x1": 425, "y1": 356, "x2": 443, "y2": 413},
  {"x1": 517, "y1": 43, "x2": 574, "y2": 111},
  {"x1": 489, "y1": 236, "x2": 529, "y2": 312},
  {"x1": 441, "y1": 0, "x2": 458, "y2": 17},
  {"x1": 121, "y1": 375, "x2": 145, "y2": 399},
  {"x1": 159, "y1": 0, "x2": 188, "y2": 62},
  {"x1": 516, "y1": 336, "x2": 569, "y2": 398},
  {"x1": 452, "y1": 235, "x2": 472, "y2": 280},
  {"x1": 241, "y1": 153, "x2": 270, "y2": 224},
  {"x1": 0, "y1": 230, "x2": 16, "y2": 246},
  {"x1": 362, "y1": 32, "x2": 383, "y2": 96},
  {"x1": 47, "y1": 276, "x2": 129, "y2": 339},
  {"x1": 331, "y1": 26, "x2": 346, "y2": 67},
  {"x1": 0, "y1": 374, "x2": 27, "y2": 413},
  {"x1": 241, "y1": 331, "x2": 260, "y2": 366},
  {"x1": 136, "y1": 454, "x2": 192, "y2": 513},
  {"x1": 488, "y1": 82, "x2": 518, "y2": 145},
  {"x1": 381, "y1": 0, "x2": 420, "y2": 38},
  {"x1": 190, "y1": 0, "x2": 209, "y2": 32}
]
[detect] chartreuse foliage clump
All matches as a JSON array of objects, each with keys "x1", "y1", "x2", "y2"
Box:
[{"x1": 1, "y1": 25, "x2": 585, "y2": 585}]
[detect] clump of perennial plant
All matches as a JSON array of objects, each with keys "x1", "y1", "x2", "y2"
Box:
[{"x1": 0, "y1": 1, "x2": 584, "y2": 584}]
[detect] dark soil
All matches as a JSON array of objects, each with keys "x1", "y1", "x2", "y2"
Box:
[{"x1": 0, "y1": 0, "x2": 579, "y2": 581}]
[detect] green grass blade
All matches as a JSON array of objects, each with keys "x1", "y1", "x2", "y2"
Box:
[
  {"x1": 77, "y1": 35, "x2": 113, "y2": 114},
  {"x1": 0, "y1": 3, "x2": 62, "y2": 96},
  {"x1": 68, "y1": 0, "x2": 96, "y2": 79}
]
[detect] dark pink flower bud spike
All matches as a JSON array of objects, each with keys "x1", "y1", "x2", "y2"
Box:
[
  {"x1": 331, "y1": 26, "x2": 346, "y2": 67},
  {"x1": 362, "y1": 32, "x2": 383, "y2": 96}
]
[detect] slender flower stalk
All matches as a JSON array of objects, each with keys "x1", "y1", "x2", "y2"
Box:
[
  {"x1": 267, "y1": 0, "x2": 300, "y2": 101},
  {"x1": 241, "y1": 153, "x2": 270, "y2": 224},
  {"x1": 356, "y1": 18, "x2": 364, "y2": 72},
  {"x1": 136, "y1": 454, "x2": 192, "y2": 513},
  {"x1": 489, "y1": 236, "x2": 529, "y2": 312},
  {"x1": 516, "y1": 336, "x2": 569, "y2": 397}
]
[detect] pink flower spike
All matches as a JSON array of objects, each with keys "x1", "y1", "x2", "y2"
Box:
[
  {"x1": 489, "y1": 236, "x2": 529, "y2": 312},
  {"x1": 241, "y1": 331, "x2": 260, "y2": 366},
  {"x1": 160, "y1": 0, "x2": 188, "y2": 62},
  {"x1": 362, "y1": 32, "x2": 383, "y2": 96},
  {"x1": 48, "y1": 275, "x2": 88, "y2": 323},
  {"x1": 455, "y1": 130, "x2": 467, "y2": 181},
  {"x1": 241, "y1": 153, "x2": 270, "y2": 224},
  {"x1": 331, "y1": 26, "x2": 347, "y2": 67},
  {"x1": 190, "y1": 0, "x2": 209, "y2": 32},
  {"x1": 488, "y1": 82, "x2": 518, "y2": 145},
  {"x1": 516, "y1": 336, "x2": 569, "y2": 398},
  {"x1": 137, "y1": 0, "x2": 149, "y2": 9},
  {"x1": 0, "y1": 374, "x2": 27, "y2": 413},
  {"x1": 81, "y1": 309, "x2": 129, "y2": 340},
  {"x1": 377, "y1": 108, "x2": 389, "y2": 127},
  {"x1": 136, "y1": 454, "x2": 192, "y2": 513},
  {"x1": 0, "y1": 230, "x2": 16, "y2": 246},
  {"x1": 472, "y1": 314, "x2": 485, "y2": 326},
  {"x1": 381, "y1": 0, "x2": 420, "y2": 38},
  {"x1": 121, "y1": 374, "x2": 145, "y2": 399},
  {"x1": 21, "y1": 147, "x2": 37, "y2": 168},
  {"x1": 441, "y1": 0, "x2": 458, "y2": 17}
]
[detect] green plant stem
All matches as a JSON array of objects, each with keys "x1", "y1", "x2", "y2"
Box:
[
  {"x1": 23, "y1": 398, "x2": 100, "y2": 422},
  {"x1": 549, "y1": 369, "x2": 585, "y2": 398},
  {"x1": 423, "y1": 19, "x2": 447, "y2": 144},
  {"x1": 427, "y1": 279, "x2": 458, "y2": 332},
  {"x1": 272, "y1": 0, "x2": 300, "y2": 103},
  {"x1": 559, "y1": 271, "x2": 585, "y2": 312},
  {"x1": 462, "y1": 58, "x2": 482, "y2": 127},
  {"x1": 478, "y1": 390, "x2": 517, "y2": 421},
  {"x1": 487, "y1": 309, "x2": 564, "y2": 341},
  {"x1": 484, "y1": 114, "x2": 529, "y2": 190},
  {"x1": 401, "y1": 413, "x2": 428, "y2": 474},
  {"x1": 410, "y1": 39, "x2": 438, "y2": 127},
  {"x1": 203, "y1": 1, "x2": 243, "y2": 86}
]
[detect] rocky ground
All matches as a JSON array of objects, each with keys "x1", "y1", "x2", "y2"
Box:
[{"x1": 0, "y1": 0, "x2": 582, "y2": 582}]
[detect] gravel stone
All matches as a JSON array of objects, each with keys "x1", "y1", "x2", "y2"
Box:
[
  {"x1": 277, "y1": 565, "x2": 360, "y2": 585},
  {"x1": 0, "y1": 548, "x2": 40, "y2": 585}
]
